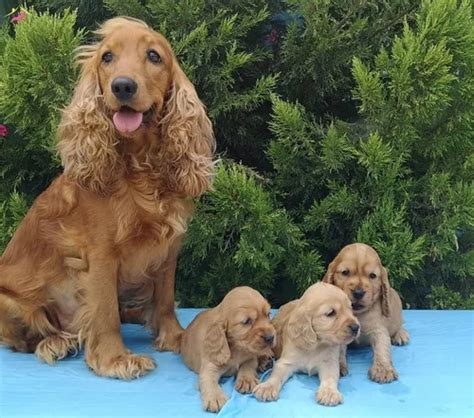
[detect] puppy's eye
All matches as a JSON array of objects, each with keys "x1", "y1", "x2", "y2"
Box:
[
  {"x1": 369, "y1": 272, "x2": 377, "y2": 279},
  {"x1": 242, "y1": 318, "x2": 253, "y2": 326},
  {"x1": 325, "y1": 309, "x2": 336, "y2": 317},
  {"x1": 267, "y1": 312, "x2": 271, "y2": 318},
  {"x1": 341, "y1": 269, "x2": 350, "y2": 276},
  {"x1": 147, "y1": 49, "x2": 162, "y2": 64},
  {"x1": 102, "y1": 51, "x2": 113, "y2": 63}
]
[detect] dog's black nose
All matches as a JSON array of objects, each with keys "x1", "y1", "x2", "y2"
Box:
[
  {"x1": 111, "y1": 77, "x2": 137, "y2": 101},
  {"x1": 349, "y1": 323, "x2": 360, "y2": 334},
  {"x1": 352, "y1": 289, "x2": 366, "y2": 300},
  {"x1": 263, "y1": 334, "x2": 274, "y2": 345}
]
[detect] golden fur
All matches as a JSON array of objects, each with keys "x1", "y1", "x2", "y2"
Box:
[
  {"x1": 0, "y1": 17, "x2": 214, "y2": 379},
  {"x1": 180, "y1": 287, "x2": 275, "y2": 413},
  {"x1": 322, "y1": 243, "x2": 410, "y2": 383},
  {"x1": 253, "y1": 282, "x2": 360, "y2": 406}
]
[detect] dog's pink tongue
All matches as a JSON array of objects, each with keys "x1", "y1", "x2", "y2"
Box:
[{"x1": 113, "y1": 111, "x2": 143, "y2": 133}]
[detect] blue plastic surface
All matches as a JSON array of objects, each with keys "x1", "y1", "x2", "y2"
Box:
[{"x1": 1, "y1": 310, "x2": 473, "y2": 417}]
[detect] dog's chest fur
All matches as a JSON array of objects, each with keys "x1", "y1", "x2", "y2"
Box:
[{"x1": 113, "y1": 180, "x2": 192, "y2": 284}]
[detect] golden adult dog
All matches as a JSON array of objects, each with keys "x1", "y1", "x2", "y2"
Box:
[{"x1": 0, "y1": 17, "x2": 214, "y2": 379}]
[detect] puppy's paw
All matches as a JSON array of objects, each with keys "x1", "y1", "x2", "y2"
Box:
[
  {"x1": 95, "y1": 353, "x2": 156, "y2": 380},
  {"x1": 257, "y1": 355, "x2": 273, "y2": 372},
  {"x1": 35, "y1": 333, "x2": 79, "y2": 365},
  {"x1": 202, "y1": 390, "x2": 229, "y2": 413},
  {"x1": 316, "y1": 387, "x2": 343, "y2": 406},
  {"x1": 369, "y1": 363, "x2": 398, "y2": 383},
  {"x1": 391, "y1": 328, "x2": 410, "y2": 346},
  {"x1": 153, "y1": 328, "x2": 183, "y2": 354},
  {"x1": 339, "y1": 362, "x2": 349, "y2": 377},
  {"x1": 253, "y1": 381, "x2": 280, "y2": 402},
  {"x1": 235, "y1": 374, "x2": 259, "y2": 393}
]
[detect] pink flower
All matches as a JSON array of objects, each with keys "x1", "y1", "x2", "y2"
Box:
[
  {"x1": 11, "y1": 10, "x2": 27, "y2": 24},
  {"x1": 0, "y1": 124, "x2": 8, "y2": 137},
  {"x1": 267, "y1": 29, "x2": 279, "y2": 45}
]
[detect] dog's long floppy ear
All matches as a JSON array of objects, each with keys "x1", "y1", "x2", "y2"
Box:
[
  {"x1": 203, "y1": 320, "x2": 230, "y2": 367},
  {"x1": 287, "y1": 307, "x2": 318, "y2": 350},
  {"x1": 322, "y1": 261, "x2": 336, "y2": 285},
  {"x1": 380, "y1": 267, "x2": 391, "y2": 317},
  {"x1": 161, "y1": 63, "x2": 215, "y2": 197},
  {"x1": 57, "y1": 49, "x2": 120, "y2": 194}
]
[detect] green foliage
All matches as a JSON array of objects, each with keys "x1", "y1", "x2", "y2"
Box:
[
  {"x1": 0, "y1": 10, "x2": 82, "y2": 150},
  {"x1": 278, "y1": 0, "x2": 418, "y2": 117},
  {"x1": 177, "y1": 162, "x2": 323, "y2": 307},
  {"x1": 428, "y1": 286, "x2": 474, "y2": 310},
  {"x1": 0, "y1": 191, "x2": 29, "y2": 253},
  {"x1": 0, "y1": 0, "x2": 472, "y2": 308}
]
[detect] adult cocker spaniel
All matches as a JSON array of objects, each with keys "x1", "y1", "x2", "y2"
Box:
[{"x1": 0, "y1": 17, "x2": 214, "y2": 379}]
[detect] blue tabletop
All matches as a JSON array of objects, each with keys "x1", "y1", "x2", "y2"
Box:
[{"x1": 1, "y1": 310, "x2": 473, "y2": 417}]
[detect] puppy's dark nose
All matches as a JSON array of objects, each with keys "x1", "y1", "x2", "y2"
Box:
[
  {"x1": 352, "y1": 289, "x2": 366, "y2": 300},
  {"x1": 349, "y1": 323, "x2": 360, "y2": 335},
  {"x1": 111, "y1": 77, "x2": 137, "y2": 101},
  {"x1": 263, "y1": 334, "x2": 274, "y2": 345}
]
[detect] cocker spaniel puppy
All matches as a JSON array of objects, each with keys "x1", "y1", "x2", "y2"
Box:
[
  {"x1": 0, "y1": 17, "x2": 214, "y2": 379},
  {"x1": 180, "y1": 287, "x2": 276, "y2": 413},
  {"x1": 323, "y1": 243, "x2": 410, "y2": 383},
  {"x1": 253, "y1": 282, "x2": 360, "y2": 406}
]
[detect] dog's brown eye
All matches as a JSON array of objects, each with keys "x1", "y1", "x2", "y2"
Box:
[
  {"x1": 341, "y1": 269, "x2": 350, "y2": 276},
  {"x1": 369, "y1": 272, "x2": 377, "y2": 279},
  {"x1": 147, "y1": 49, "x2": 162, "y2": 64},
  {"x1": 326, "y1": 309, "x2": 336, "y2": 317},
  {"x1": 102, "y1": 51, "x2": 113, "y2": 63},
  {"x1": 242, "y1": 318, "x2": 252, "y2": 326}
]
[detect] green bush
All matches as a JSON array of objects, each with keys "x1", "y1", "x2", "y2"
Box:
[{"x1": 0, "y1": 0, "x2": 472, "y2": 307}]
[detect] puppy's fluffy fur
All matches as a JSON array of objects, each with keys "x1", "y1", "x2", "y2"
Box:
[
  {"x1": 180, "y1": 287, "x2": 275, "y2": 413},
  {"x1": 253, "y1": 282, "x2": 359, "y2": 406},
  {"x1": 0, "y1": 18, "x2": 214, "y2": 379},
  {"x1": 323, "y1": 243, "x2": 410, "y2": 383}
]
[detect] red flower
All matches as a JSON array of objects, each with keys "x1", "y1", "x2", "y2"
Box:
[
  {"x1": 0, "y1": 124, "x2": 8, "y2": 137},
  {"x1": 11, "y1": 10, "x2": 27, "y2": 24},
  {"x1": 268, "y1": 29, "x2": 279, "y2": 45}
]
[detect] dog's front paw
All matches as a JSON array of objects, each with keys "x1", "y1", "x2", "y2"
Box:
[
  {"x1": 316, "y1": 387, "x2": 343, "y2": 406},
  {"x1": 202, "y1": 390, "x2": 229, "y2": 413},
  {"x1": 35, "y1": 333, "x2": 79, "y2": 365},
  {"x1": 369, "y1": 363, "x2": 398, "y2": 383},
  {"x1": 235, "y1": 374, "x2": 260, "y2": 393},
  {"x1": 253, "y1": 381, "x2": 280, "y2": 402},
  {"x1": 257, "y1": 355, "x2": 273, "y2": 372},
  {"x1": 153, "y1": 327, "x2": 183, "y2": 354},
  {"x1": 94, "y1": 353, "x2": 156, "y2": 380},
  {"x1": 339, "y1": 362, "x2": 349, "y2": 377},
  {"x1": 391, "y1": 328, "x2": 410, "y2": 346}
]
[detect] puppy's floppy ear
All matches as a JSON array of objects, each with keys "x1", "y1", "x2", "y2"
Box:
[
  {"x1": 58, "y1": 49, "x2": 119, "y2": 194},
  {"x1": 380, "y1": 267, "x2": 391, "y2": 317},
  {"x1": 203, "y1": 320, "x2": 230, "y2": 367},
  {"x1": 322, "y1": 261, "x2": 336, "y2": 285},
  {"x1": 161, "y1": 63, "x2": 215, "y2": 197},
  {"x1": 287, "y1": 307, "x2": 318, "y2": 350}
]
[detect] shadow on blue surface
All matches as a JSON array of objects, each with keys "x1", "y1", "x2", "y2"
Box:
[{"x1": 0, "y1": 310, "x2": 473, "y2": 417}]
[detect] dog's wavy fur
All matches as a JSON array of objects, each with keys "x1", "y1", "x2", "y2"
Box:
[
  {"x1": 0, "y1": 17, "x2": 214, "y2": 379},
  {"x1": 322, "y1": 243, "x2": 410, "y2": 383}
]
